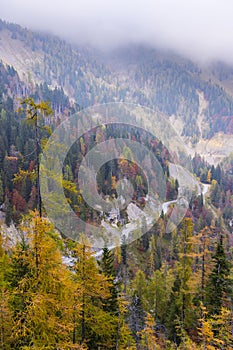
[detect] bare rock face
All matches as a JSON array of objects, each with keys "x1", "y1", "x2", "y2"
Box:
[
  {"x1": 127, "y1": 202, "x2": 145, "y2": 222},
  {"x1": 1, "y1": 222, "x2": 23, "y2": 249}
]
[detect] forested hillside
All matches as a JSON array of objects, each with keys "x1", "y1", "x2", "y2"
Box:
[
  {"x1": 1, "y1": 19, "x2": 233, "y2": 144},
  {"x1": 106, "y1": 45, "x2": 233, "y2": 141},
  {"x1": 0, "y1": 19, "x2": 233, "y2": 349},
  {"x1": 0, "y1": 19, "x2": 115, "y2": 107}
]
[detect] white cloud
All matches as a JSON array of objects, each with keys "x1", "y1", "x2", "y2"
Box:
[{"x1": 1, "y1": 0, "x2": 233, "y2": 63}]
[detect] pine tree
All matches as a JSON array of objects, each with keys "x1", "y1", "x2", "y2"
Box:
[
  {"x1": 147, "y1": 265, "x2": 174, "y2": 324},
  {"x1": 72, "y1": 237, "x2": 118, "y2": 349},
  {"x1": 148, "y1": 235, "x2": 156, "y2": 275},
  {"x1": 210, "y1": 307, "x2": 233, "y2": 348},
  {"x1": 205, "y1": 235, "x2": 232, "y2": 315},
  {"x1": 166, "y1": 219, "x2": 196, "y2": 343},
  {"x1": 99, "y1": 247, "x2": 119, "y2": 314},
  {"x1": 4, "y1": 196, "x2": 12, "y2": 227}
]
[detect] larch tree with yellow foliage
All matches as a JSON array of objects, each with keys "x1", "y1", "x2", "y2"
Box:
[
  {"x1": 8, "y1": 211, "x2": 83, "y2": 349},
  {"x1": 71, "y1": 236, "x2": 119, "y2": 349}
]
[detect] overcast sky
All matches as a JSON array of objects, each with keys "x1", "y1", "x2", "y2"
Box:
[{"x1": 1, "y1": 0, "x2": 233, "y2": 63}]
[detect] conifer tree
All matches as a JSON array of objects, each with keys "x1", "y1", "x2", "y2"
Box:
[
  {"x1": 72, "y1": 237, "x2": 118, "y2": 349},
  {"x1": 128, "y1": 293, "x2": 145, "y2": 350},
  {"x1": 116, "y1": 293, "x2": 136, "y2": 350},
  {"x1": 205, "y1": 235, "x2": 232, "y2": 315},
  {"x1": 198, "y1": 304, "x2": 233, "y2": 349},
  {"x1": 139, "y1": 313, "x2": 161, "y2": 350},
  {"x1": 0, "y1": 231, "x2": 12, "y2": 349},
  {"x1": 121, "y1": 235, "x2": 128, "y2": 293},
  {"x1": 99, "y1": 246, "x2": 119, "y2": 314},
  {"x1": 147, "y1": 265, "x2": 174, "y2": 324},
  {"x1": 148, "y1": 235, "x2": 156, "y2": 275},
  {"x1": 18, "y1": 98, "x2": 53, "y2": 217},
  {"x1": 166, "y1": 218, "x2": 196, "y2": 343},
  {"x1": 8, "y1": 211, "x2": 78, "y2": 349}
]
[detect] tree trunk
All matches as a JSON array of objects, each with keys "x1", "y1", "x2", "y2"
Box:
[{"x1": 35, "y1": 117, "x2": 42, "y2": 217}]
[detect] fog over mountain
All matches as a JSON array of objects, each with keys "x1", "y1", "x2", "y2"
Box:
[{"x1": 2, "y1": 0, "x2": 233, "y2": 64}]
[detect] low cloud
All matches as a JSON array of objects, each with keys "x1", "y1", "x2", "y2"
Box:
[{"x1": 2, "y1": 0, "x2": 233, "y2": 64}]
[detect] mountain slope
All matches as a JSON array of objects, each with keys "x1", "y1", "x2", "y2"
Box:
[
  {"x1": 0, "y1": 19, "x2": 116, "y2": 107},
  {"x1": 0, "y1": 19, "x2": 233, "y2": 164}
]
